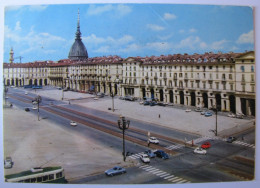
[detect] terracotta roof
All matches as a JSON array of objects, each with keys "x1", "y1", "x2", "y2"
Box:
[{"x1": 3, "y1": 51, "x2": 252, "y2": 68}]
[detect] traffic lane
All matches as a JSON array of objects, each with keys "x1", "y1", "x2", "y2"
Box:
[{"x1": 70, "y1": 165, "x2": 171, "y2": 184}]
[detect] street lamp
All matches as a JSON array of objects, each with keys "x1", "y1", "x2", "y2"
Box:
[
  {"x1": 111, "y1": 92, "x2": 115, "y2": 112},
  {"x1": 35, "y1": 95, "x2": 42, "y2": 121},
  {"x1": 118, "y1": 116, "x2": 130, "y2": 161},
  {"x1": 212, "y1": 105, "x2": 220, "y2": 136},
  {"x1": 4, "y1": 86, "x2": 8, "y2": 105}
]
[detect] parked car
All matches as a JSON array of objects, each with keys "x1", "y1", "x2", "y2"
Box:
[
  {"x1": 185, "y1": 109, "x2": 191, "y2": 112},
  {"x1": 70, "y1": 121, "x2": 77, "y2": 127},
  {"x1": 143, "y1": 101, "x2": 150, "y2": 105},
  {"x1": 4, "y1": 157, "x2": 13, "y2": 169},
  {"x1": 195, "y1": 107, "x2": 202, "y2": 112},
  {"x1": 140, "y1": 154, "x2": 150, "y2": 163},
  {"x1": 236, "y1": 113, "x2": 244, "y2": 119},
  {"x1": 25, "y1": 92, "x2": 28, "y2": 95},
  {"x1": 119, "y1": 96, "x2": 125, "y2": 100},
  {"x1": 32, "y1": 106, "x2": 38, "y2": 110},
  {"x1": 201, "y1": 142, "x2": 211, "y2": 149},
  {"x1": 144, "y1": 150, "x2": 156, "y2": 158},
  {"x1": 97, "y1": 92, "x2": 105, "y2": 98},
  {"x1": 154, "y1": 150, "x2": 169, "y2": 159},
  {"x1": 228, "y1": 113, "x2": 236, "y2": 118},
  {"x1": 125, "y1": 96, "x2": 134, "y2": 101},
  {"x1": 149, "y1": 101, "x2": 157, "y2": 106},
  {"x1": 157, "y1": 102, "x2": 166, "y2": 107},
  {"x1": 201, "y1": 111, "x2": 206, "y2": 115},
  {"x1": 194, "y1": 147, "x2": 207, "y2": 155},
  {"x1": 204, "y1": 112, "x2": 213, "y2": 117},
  {"x1": 148, "y1": 137, "x2": 159, "y2": 144},
  {"x1": 226, "y1": 136, "x2": 237, "y2": 143},
  {"x1": 105, "y1": 166, "x2": 126, "y2": 176},
  {"x1": 24, "y1": 107, "x2": 30, "y2": 112}
]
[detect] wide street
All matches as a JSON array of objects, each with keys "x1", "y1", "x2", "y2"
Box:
[{"x1": 3, "y1": 86, "x2": 256, "y2": 185}]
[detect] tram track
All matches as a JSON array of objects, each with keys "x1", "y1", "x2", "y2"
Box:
[{"x1": 7, "y1": 93, "x2": 181, "y2": 155}]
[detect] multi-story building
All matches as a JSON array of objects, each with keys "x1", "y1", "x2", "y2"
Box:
[{"x1": 3, "y1": 12, "x2": 255, "y2": 116}]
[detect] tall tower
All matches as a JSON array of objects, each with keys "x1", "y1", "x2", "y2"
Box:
[
  {"x1": 9, "y1": 47, "x2": 14, "y2": 64},
  {"x1": 68, "y1": 9, "x2": 88, "y2": 60}
]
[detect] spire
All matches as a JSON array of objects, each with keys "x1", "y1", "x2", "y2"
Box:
[
  {"x1": 75, "y1": 8, "x2": 82, "y2": 40},
  {"x1": 9, "y1": 47, "x2": 14, "y2": 64}
]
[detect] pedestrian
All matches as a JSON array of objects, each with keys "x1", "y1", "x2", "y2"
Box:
[
  {"x1": 158, "y1": 114, "x2": 161, "y2": 118},
  {"x1": 69, "y1": 100, "x2": 71, "y2": 105}
]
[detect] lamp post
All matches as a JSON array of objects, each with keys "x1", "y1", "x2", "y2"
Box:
[
  {"x1": 4, "y1": 86, "x2": 8, "y2": 105},
  {"x1": 35, "y1": 95, "x2": 42, "y2": 121},
  {"x1": 111, "y1": 92, "x2": 115, "y2": 112},
  {"x1": 212, "y1": 105, "x2": 220, "y2": 136},
  {"x1": 118, "y1": 116, "x2": 130, "y2": 161}
]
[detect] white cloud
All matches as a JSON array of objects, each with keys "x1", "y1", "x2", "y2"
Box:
[
  {"x1": 164, "y1": 13, "x2": 177, "y2": 20},
  {"x1": 147, "y1": 24, "x2": 165, "y2": 31},
  {"x1": 87, "y1": 4, "x2": 132, "y2": 16},
  {"x1": 179, "y1": 29, "x2": 185, "y2": 34},
  {"x1": 189, "y1": 28, "x2": 197, "y2": 33},
  {"x1": 5, "y1": 24, "x2": 66, "y2": 56},
  {"x1": 211, "y1": 40, "x2": 228, "y2": 50},
  {"x1": 236, "y1": 30, "x2": 254, "y2": 44},
  {"x1": 15, "y1": 21, "x2": 21, "y2": 31},
  {"x1": 117, "y1": 4, "x2": 132, "y2": 16},
  {"x1": 84, "y1": 34, "x2": 134, "y2": 46}
]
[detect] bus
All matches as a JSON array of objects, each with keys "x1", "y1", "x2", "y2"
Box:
[{"x1": 5, "y1": 166, "x2": 67, "y2": 183}]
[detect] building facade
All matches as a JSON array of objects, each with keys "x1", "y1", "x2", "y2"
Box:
[{"x1": 3, "y1": 50, "x2": 255, "y2": 116}]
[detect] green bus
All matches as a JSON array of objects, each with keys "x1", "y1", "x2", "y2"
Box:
[{"x1": 5, "y1": 166, "x2": 67, "y2": 183}]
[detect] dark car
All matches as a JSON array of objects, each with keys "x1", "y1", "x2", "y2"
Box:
[
  {"x1": 143, "y1": 101, "x2": 150, "y2": 105},
  {"x1": 157, "y1": 102, "x2": 166, "y2": 107},
  {"x1": 226, "y1": 136, "x2": 237, "y2": 143},
  {"x1": 154, "y1": 150, "x2": 169, "y2": 159},
  {"x1": 149, "y1": 101, "x2": 157, "y2": 106},
  {"x1": 24, "y1": 107, "x2": 30, "y2": 112}
]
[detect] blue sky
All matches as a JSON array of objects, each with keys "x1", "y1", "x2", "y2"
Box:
[{"x1": 4, "y1": 4, "x2": 254, "y2": 62}]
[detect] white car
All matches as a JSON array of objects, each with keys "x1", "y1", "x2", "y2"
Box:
[
  {"x1": 185, "y1": 109, "x2": 191, "y2": 112},
  {"x1": 32, "y1": 106, "x2": 38, "y2": 110},
  {"x1": 148, "y1": 137, "x2": 159, "y2": 144},
  {"x1": 25, "y1": 92, "x2": 28, "y2": 95},
  {"x1": 70, "y1": 121, "x2": 77, "y2": 127},
  {"x1": 4, "y1": 157, "x2": 13, "y2": 169},
  {"x1": 140, "y1": 154, "x2": 150, "y2": 163},
  {"x1": 194, "y1": 147, "x2": 207, "y2": 155},
  {"x1": 228, "y1": 113, "x2": 236, "y2": 118},
  {"x1": 32, "y1": 101, "x2": 38, "y2": 105}
]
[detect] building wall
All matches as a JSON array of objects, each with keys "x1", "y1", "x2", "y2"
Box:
[{"x1": 3, "y1": 51, "x2": 255, "y2": 115}]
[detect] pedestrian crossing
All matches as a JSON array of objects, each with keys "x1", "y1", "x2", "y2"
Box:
[
  {"x1": 129, "y1": 152, "x2": 144, "y2": 160},
  {"x1": 233, "y1": 140, "x2": 255, "y2": 148},
  {"x1": 139, "y1": 165, "x2": 191, "y2": 184},
  {"x1": 165, "y1": 144, "x2": 183, "y2": 150}
]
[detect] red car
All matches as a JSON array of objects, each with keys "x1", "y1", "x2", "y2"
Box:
[{"x1": 201, "y1": 142, "x2": 211, "y2": 149}]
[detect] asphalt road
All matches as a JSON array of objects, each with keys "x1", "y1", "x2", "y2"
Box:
[{"x1": 5, "y1": 87, "x2": 255, "y2": 184}]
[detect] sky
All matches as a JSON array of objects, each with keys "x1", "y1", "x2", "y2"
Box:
[{"x1": 3, "y1": 3, "x2": 254, "y2": 63}]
